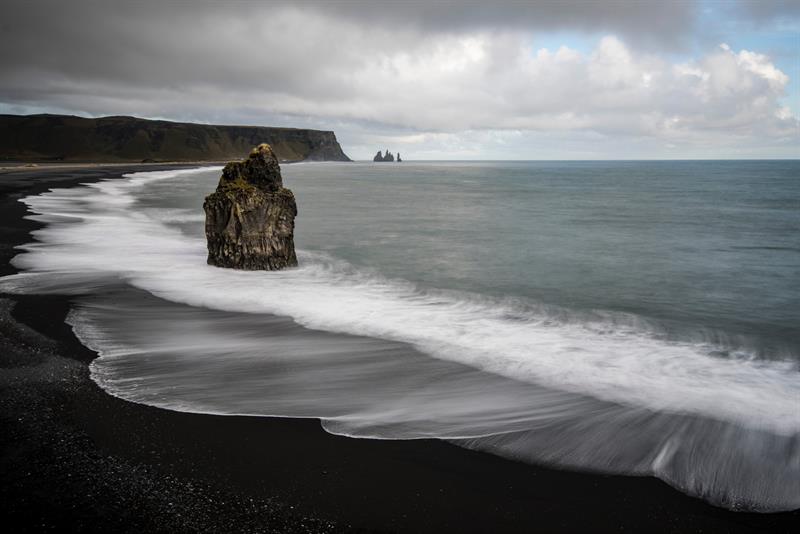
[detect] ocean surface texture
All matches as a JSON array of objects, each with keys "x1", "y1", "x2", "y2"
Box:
[{"x1": 2, "y1": 161, "x2": 798, "y2": 511}]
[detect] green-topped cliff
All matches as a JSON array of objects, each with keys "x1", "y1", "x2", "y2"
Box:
[{"x1": 0, "y1": 114, "x2": 350, "y2": 163}]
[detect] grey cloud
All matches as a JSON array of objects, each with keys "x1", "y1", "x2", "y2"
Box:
[
  {"x1": 292, "y1": 0, "x2": 699, "y2": 47},
  {"x1": 0, "y1": 0, "x2": 698, "y2": 87}
]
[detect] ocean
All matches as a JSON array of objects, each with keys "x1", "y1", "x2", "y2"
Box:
[{"x1": 1, "y1": 160, "x2": 798, "y2": 511}]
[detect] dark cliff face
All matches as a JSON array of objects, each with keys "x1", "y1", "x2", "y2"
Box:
[
  {"x1": 203, "y1": 144, "x2": 298, "y2": 270},
  {"x1": 0, "y1": 114, "x2": 350, "y2": 163}
]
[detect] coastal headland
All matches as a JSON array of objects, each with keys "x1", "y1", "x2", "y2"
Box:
[{"x1": 0, "y1": 114, "x2": 351, "y2": 164}]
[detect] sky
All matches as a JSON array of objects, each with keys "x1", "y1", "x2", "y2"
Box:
[{"x1": 1, "y1": 0, "x2": 798, "y2": 160}]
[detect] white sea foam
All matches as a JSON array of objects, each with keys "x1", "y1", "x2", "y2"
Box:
[{"x1": 1, "y1": 167, "x2": 798, "y2": 438}]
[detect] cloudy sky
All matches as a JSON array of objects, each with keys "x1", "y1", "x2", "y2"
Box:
[{"x1": 1, "y1": 0, "x2": 798, "y2": 159}]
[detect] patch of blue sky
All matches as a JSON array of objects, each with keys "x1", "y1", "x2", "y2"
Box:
[{"x1": 528, "y1": 31, "x2": 599, "y2": 56}]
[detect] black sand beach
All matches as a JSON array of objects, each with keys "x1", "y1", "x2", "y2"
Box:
[{"x1": 1, "y1": 165, "x2": 798, "y2": 533}]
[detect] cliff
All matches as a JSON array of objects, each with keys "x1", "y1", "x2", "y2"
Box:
[
  {"x1": 204, "y1": 144, "x2": 298, "y2": 270},
  {"x1": 0, "y1": 114, "x2": 350, "y2": 163}
]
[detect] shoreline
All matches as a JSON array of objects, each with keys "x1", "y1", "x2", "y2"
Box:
[
  {"x1": 0, "y1": 160, "x2": 296, "y2": 173},
  {"x1": 1, "y1": 165, "x2": 797, "y2": 532}
]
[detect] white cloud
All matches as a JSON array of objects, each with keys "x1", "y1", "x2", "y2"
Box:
[{"x1": 248, "y1": 32, "x2": 796, "y2": 145}]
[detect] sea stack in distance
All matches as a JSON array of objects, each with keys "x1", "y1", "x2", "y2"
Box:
[
  {"x1": 203, "y1": 144, "x2": 298, "y2": 270},
  {"x1": 373, "y1": 149, "x2": 396, "y2": 162}
]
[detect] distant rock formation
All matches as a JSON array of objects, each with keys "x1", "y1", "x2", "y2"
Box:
[
  {"x1": 203, "y1": 144, "x2": 298, "y2": 270},
  {"x1": 373, "y1": 149, "x2": 397, "y2": 162},
  {"x1": 397, "y1": 152, "x2": 402, "y2": 162}
]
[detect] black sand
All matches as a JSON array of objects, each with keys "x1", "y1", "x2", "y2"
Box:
[{"x1": 1, "y1": 165, "x2": 797, "y2": 533}]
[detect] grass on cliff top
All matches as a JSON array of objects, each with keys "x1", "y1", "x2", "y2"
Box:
[
  {"x1": 213, "y1": 178, "x2": 295, "y2": 200},
  {"x1": 217, "y1": 175, "x2": 256, "y2": 193}
]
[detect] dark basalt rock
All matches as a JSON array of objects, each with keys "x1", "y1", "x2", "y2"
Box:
[
  {"x1": 203, "y1": 144, "x2": 298, "y2": 270},
  {"x1": 373, "y1": 149, "x2": 395, "y2": 162}
]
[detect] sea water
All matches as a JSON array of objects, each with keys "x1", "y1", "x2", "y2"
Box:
[{"x1": 1, "y1": 160, "x2": 798, "y2": 511}]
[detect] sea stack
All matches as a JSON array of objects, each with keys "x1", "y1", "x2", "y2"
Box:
[
  {"x1": 203, "y1": 144, "x2": 298, "y2": 270},
  {"x1": 373, "y1": 149, "x2": 395, "y2": 162}
]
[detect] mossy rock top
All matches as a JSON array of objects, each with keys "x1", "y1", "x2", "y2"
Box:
[{"x1": 216, "y1": 143, "x2": 283, "y2": 193}]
